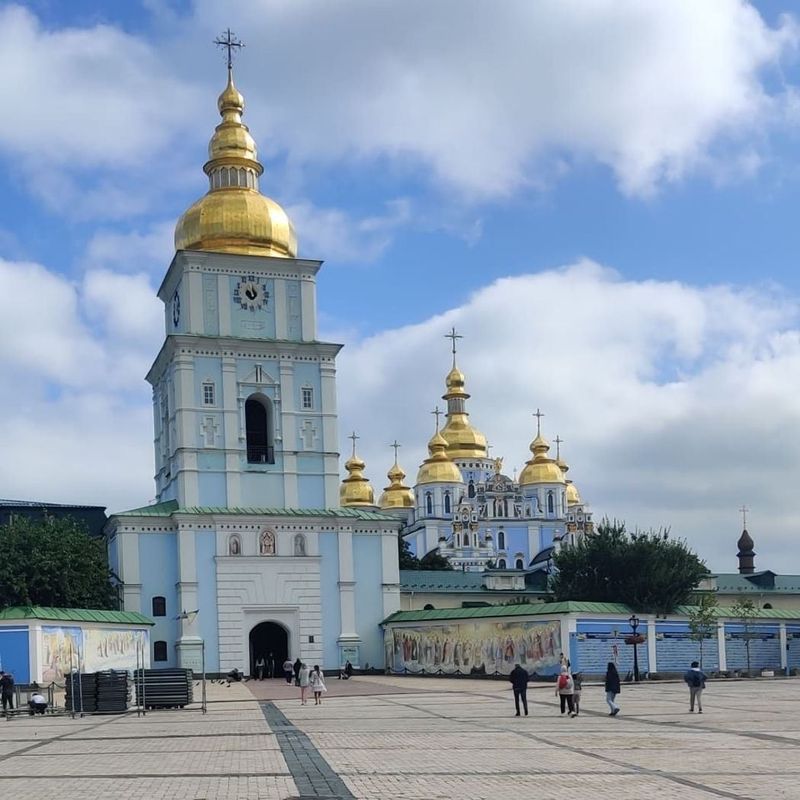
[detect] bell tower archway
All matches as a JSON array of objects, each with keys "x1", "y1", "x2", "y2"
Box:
[{"x1": 248, "y1": 621, "x2": 289, "y2": 676}]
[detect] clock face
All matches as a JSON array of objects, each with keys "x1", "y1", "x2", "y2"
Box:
[
  {"x1": 234, "y1": 275, "x2": 269, "y2": 311},
  {"x1": 172, "y1": 290, "x2": 180, "y2": 327}
]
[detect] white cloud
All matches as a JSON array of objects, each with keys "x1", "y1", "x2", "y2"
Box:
[
  {"x1": 190, "y1": 0, "x2": 799, "y2": 197},
  {"x1": 336, "y1": 261, "x2": 800, "y2": 571},
  {"x1": 85, "y1": 222, "x2": 175, "y2": 275}
]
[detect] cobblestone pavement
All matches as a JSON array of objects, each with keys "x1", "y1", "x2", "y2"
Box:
[{"x1": 0, "y1": 677, "x2": 798, "y2": 799}]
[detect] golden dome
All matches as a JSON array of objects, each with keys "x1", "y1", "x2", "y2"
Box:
[
  {"x1": 566, "y1": 481, "x2": 582, "y2": 505},
  {"x1": 519, "y1": 433, "x2": 566, "y2": 486},
  {"x1": 174, "y1": 68, "x2": 297, "y2": 258},
  {"x1": 417, "y1": 428, "x2": 464, "y2": 485},
  {"x1": 379, "y1": 460, "x2": 415, "y2": 509},
  {"x1": 440, "y1": 361, "x2": 487, "y2": 460},
  {"x1": 340, "y1": 441, "x2": 376, "y2": 507}
]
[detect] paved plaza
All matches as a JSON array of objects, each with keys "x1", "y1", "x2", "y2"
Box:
[{"x1": 0, "y1": 676, "x2": 798, "y2": 799}]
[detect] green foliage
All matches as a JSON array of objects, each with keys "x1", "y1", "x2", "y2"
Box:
[
  {"x1": 688, "y1": 593, "x2": 718, "y2": 668},
  {"x1": 397, "y1": 536, "x2": 453, "y2": 571},
  {"x1": 731, "y1": 595, "x2": 758, "y2": 674},
  {"x1": 550, "y1": 519, "x2": 707, "y2": 613},
  {"x1": 0, "y1": 516, "x2": 117, "y2": 609}
]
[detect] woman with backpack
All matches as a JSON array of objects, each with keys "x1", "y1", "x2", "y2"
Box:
[
  {"x1": 605, "y1": 662, "x2": 621, "y2": 716},
  {"x1": 554, "y1": 666, "x2": 576, "y2": 716}
]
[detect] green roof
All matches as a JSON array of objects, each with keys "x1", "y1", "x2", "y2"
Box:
[
  {"x1": 0, "y1": 606, "x2": 154, "y2": 625},
  {"x1": 113, "y1": 500, "x2": 398, "y2": 522},
  {"x1": 399, "y1": 570, "x2": 550, "y2": 593}
]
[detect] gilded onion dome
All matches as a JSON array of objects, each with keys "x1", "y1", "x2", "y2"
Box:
[
  {"x1": 174, "y1": 67, "x2": 297, "y2": 257},
  {"x1": 519, "y1": 433, "x2": 566, "y2": 486},
  {"x1": 340, "y1": 437, "x2": 375, "y2": 507},
  {"x1": 417, "y1": 425, "x2": 464, "y2": 485},
  {"x1": 440, "y1": 362, "x2": 488, "y2": 460},
  {"x1": 379, "y1": 459, "x2": 415, "y2": 509}
]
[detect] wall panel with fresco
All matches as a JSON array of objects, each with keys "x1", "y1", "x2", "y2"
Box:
[{"x1": 386, "y1": 618, "x2": 561, "y2": 676}]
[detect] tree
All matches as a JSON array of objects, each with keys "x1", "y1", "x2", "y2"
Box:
[
  {"x1": 550, "y1": 519, "x2": 707, "y2": 614},
  {"x1": 396, "y1": 536, "x2": 454, "y2": 571},
  {"x1": 419, "y1": 549, "x2": 454, "y2": 571},
  {"x1": 0, "y1": 516, "x2": 117, "y2": 609},
  {"x1": 398, "y1": 536, "x2": 419, "y2": 570},
  {"x1": 688, "y1": 593, "x2": 718, "y2": 669},
  {"x1": 731, "y1": 596, "x2": 758, "y2": 675}
]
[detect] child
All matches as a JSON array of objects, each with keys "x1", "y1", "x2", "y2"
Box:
[
  {"x1": 309, "y1": 665, "x2": 327, "y2": 705},
  {"x1": 571, "y1": 671, "x2": 582, "y2": 716}
]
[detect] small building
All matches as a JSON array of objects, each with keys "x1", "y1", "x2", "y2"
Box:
[
  {"x1": 0, "y1": 499, "x2": 107, "y2": 538},
  {"x1": 383, "y1": 601, "x2": 800, "y2": 677},
  {"x1": 0, "y1": 607, "x2": 153, "y2": 684}
]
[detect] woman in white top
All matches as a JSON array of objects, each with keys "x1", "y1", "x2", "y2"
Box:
[
  {"x1": 309, "y1": 665, "x2": 327, "y2": 705},
  {"x1": 298, "y1": 663, "x2": 310, "y2": 705}
]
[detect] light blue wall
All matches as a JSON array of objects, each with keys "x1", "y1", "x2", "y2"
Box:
[
  {"x1": 202, "y1": 273, "x2": 219, "y2": 335},
  {"x1": 0, "y1": 626, "x2": 29, "y2": 683},
  {"x1": 230, "y1": 276, "x2": 276, "y2": 338},
  {"x1": 573, "y1": 620, "x2": 650, "y2": 674},
  {"x1": 297, "y1": 472, "x2": 326, "y2": 508},
  {"x1": 318, "y1": 532, "x2": 341, "y2": 668},
  {"x1": 354, "y1": 535, "x2": 385, "y2": 668},
  {"x1": 725, "y1": 625, "x2": 781, "y2": 670},
  {"x1": 655, "y1": 623, "x2": 719, "y2": 671},
  {"x1": 241, "y1": 470, "x2": 285, "y2": 507},
  {"x1": 138, "y1": 533, "x2": 180, "y2": 667},
  {"x1": 285, "y1": 279, "x2": 302, "y2": 340},
  {"x1": 195, "y1": 531, "x2": 220, "y2": 672},
  {"x1": 197, "y1": 471, "x2": 227, "y2": 507}
]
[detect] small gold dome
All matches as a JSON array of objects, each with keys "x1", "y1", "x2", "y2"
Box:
[
  {"x1": 340, "y1": 448, "x2": 376, "y2": 507},
  {"x1": 417, "y1": 429, "x2": 464, "y2": 485},
  {"x1": 566, "y1": 481, "x2": 582, "y2": 505},
  {"x1": 379, "y1": 460, "x2": 415, "y2": 509},
  {"x1": 519, "y1": 433, "x2": 566, "y2": 486},
  {"x1": 440, "y1": 362, "x2": 487, "y2": 460},
  {"x1": 174, "y1": 68, "x2": 298, "y2": 258}
]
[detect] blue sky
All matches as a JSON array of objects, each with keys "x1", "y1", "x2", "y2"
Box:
[{"x1": 2, "y1": 1, "x2": 800, "y2": 570}]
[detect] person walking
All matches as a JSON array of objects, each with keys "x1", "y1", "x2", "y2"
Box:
[
  {"x1": 298, "y1": 663, "x2": 310, "y2": 705},
  {"x1": 255, "y1": 656, "x2": 265, "y2": 680},
  {"x1": 267, "y1": 652, "x2": 276, "y2": 679},
  {"x1": 283, "y1": 658, "x2": 294, "y2": 684},
  {"x1": 509, "y1": 663, "x2": 529, "y2": 717},
  {"x1": 0, "y1": 672, "x2": 15, "y2": 712},
  {"x1": 605, "y1": 662, "x2": 621, "y2": 716},
  {"x1": 572, "y1": 671, "x2": 583, "y2": 716},
  {"x1": 684, "y1": 660, "x2": 707, "y2": 713},
  {"x1": 555, "y1": 666, "x2": 576, "y2": 716},
  {"x1": 293, "y1": 657, "x2": 302, "y2": 686},
  {"x1": 310, "y1": 665, "x2": 327, "y2": 705}
]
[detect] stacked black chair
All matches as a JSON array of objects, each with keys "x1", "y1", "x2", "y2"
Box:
[
  {"x1": 95, "y1": 670, "x2": 131, "y2": 713},
  {"x1": 133, "y1": 668, "x2": 193, "y2": 709},
  {"x1": 65, "y1": 673, "x2": 98, "y2": 713}
]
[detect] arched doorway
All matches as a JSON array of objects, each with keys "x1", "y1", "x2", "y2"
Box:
[{"x1": 249, "y1": 622, "x2": 289, "y2": 678}]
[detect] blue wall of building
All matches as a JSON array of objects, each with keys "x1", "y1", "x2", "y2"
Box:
[
  {"x1": 655, "y1": 623, "x2": 719, "y2": 671},
  {"x1": 354, "y1": 535, "x2": 384, "y2": 669},
  {"x1": 138, "y1": 533, "x2": 180, "y2": 667},
  {"x1": 195, "y1": 531, "x2": 220, "y2": 672},
  {"x1": 318, "y1": 532, "x2": 341, "y2": 669},
  {"x1": 0, "y1": 626, "x2": 29, "y2": 683},
  {"x1": 725, "y1": 625, "x2": 781, "y2": 670},
  {"x1": 573, "y1": 620, "x2": 649, "y2": 675}
]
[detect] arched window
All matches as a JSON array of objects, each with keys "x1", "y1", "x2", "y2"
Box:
[
  {"x1": 294, "y1": 534, "x2": 306, "y2": 556},
  {"x1": 444, "y1": 491, "x2": 451, "y2": 514},
  {"x1": 425, "y1": 492, "x2": 433, "y2": 515},
  {"x1": 228, "y1": 535, "x2": 241, "y2": 556},
  {"x1": 246, "y1": 395, "x2": 274, "y2": 463},
  {"x1": 423, "y1": 604, "x2": 435, "y2": 610},
  {"x1": 152, "y1": 596, "x2": 166, "y2": 617},
  {"x1": 547, "y1": 491, "x2": 554, "y2": 514},
  {"x1": 515, "y1": 558, "x2": 524, "y2": 570},
  {"x1": 259, "y1": 530, "x2": 276, "y2": 555},
  {"x1": 763, "y1": 603, "x2": 773, "y2": 609},
  {"x1": 497, "y1": 530, "x2": 505, "y2": 550},
  {"x1": 221, "y1": 168, "x2": 230, "y2": 187},
  {"x1": 468, "y1": 480, "x2": 475, "y2": 499},
  {"x1": 153, "y1": 641, "x2": 168, "y2": 662},
  {"x1": 497, "y1": 558, "x2": 506, "y2": 569}
]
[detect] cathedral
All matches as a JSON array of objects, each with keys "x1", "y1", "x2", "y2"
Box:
[
  {"x1": 107, "y1": 65, "x2": 402, "y2": 674},
  {"x1": 341, "y1": 339, "x2": 594, "y2": 572}
]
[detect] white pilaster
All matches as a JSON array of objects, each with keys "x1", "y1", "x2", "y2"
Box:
[
  {"x1": 217, "y1": 275, "x2": 231, "y2": 336},
  {"x1": 717, "y1": 621, "x2": 727, "y2": 672},
  {"x1": 337, "y1": 528, "x2": 359, "y2": 641},
  {"x1": 279, "y1": 359, "x2": 298, "y2": 506},
  {"x1": 187, "y1": 269, "x2": 204, "y2": 333},
  {"x1": 118, "y1": 532, "x2": 142, "y2": 612},
  {"x1": 381, "y1": 529, "x2": 401, "y2": 618},
  {"x1": 647, "y1": 618, "x2": 657, "y2": 673},
  {"x1": 274, "y1": 278, "x2": 288, "y2": 339},
  {"x1": 222, "y1": 357, "x2": 241, "y2": 506},
  {"x1": 780, "y1": 622, "x2": 788, "y2": 672},
  {"x1": 300, "y1": 279, "x2": 316, "y2": 341}
]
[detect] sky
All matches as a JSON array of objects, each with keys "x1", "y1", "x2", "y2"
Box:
[{"x1": 1, "y1": 0, "x2": 800, "y2": 572}]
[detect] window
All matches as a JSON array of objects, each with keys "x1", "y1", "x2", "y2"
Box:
[
  {"x1": 203, "y1": 382, "x2": 215, "y2": 406},
  {"x1": 497, "y1": 530, "x2": 505, "y2": 550},
  {"x1": 547, "y1": 492, "x2": 554, "y2": 514},
  {"x1": 468, "y1": 480, "x2": 475, "y2": 499},
  {"x1": 444, "y1": 491, "x2": 451, "y2": 514},
  {"x1": 497, "y1": 559, "x2": 506, "y2": 569},
  {"x1": 246, "y1": 394, "x2": 275, "y2": 463},
  {"x1": 515, "y1": 558, "x2": 524, "y2": 570},
  {"x1": 301, "y1": 387, "x2": 313, "y2": 410},
  {"x1": 425, "y1": 492, "x2": 433, "y2": 515},
  {"x1": 153, "y1": 641, "x2": 168, "y2": 662},
  {"x1": 423, "y1": 604, "x2": 435, "y2": 610},
  {"x1": 763, "y1": 603, "x2": 773, "y2": 609},
  {"x1": 152, "y1": 596, "x2": 166, "y2": 617}
]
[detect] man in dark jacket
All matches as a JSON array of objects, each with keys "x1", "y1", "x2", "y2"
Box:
[
  {"x1": 509, "y1": 664, "x2": 529, "y2": 717},
  {"x1": 293, "y1": 658, "x2": 302, "y2": 686},
  {"x1": 684, "y1": 661, "x2": 707, "y2": 713},
  {"x1": 0, "y1": 672, "x2": 14, "y2": 711}
]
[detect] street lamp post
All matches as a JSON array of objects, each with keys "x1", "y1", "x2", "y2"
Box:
[{"x1": 629, "y1": 614, "x2": 640, "y2": 682}]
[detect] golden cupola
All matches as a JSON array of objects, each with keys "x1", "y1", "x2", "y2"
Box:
[
  {"x1": 379, "y1": 457, "x2": 415, "y2": 510},
  {"x1": 417, "y1": 413, "x2": 464, "y2": 485},
  {"x1": 518, "y1": 424, "x2": 566, "y2": 486},
  {"x1": 439, "y1": 337, "x2": 488, "y2": 460},
  {"x1": 339, "y1": 434, "x2": 376, "y2": 507},
  {"x1": 174, "y1": 67, "x2": 297, "y2": 257}
]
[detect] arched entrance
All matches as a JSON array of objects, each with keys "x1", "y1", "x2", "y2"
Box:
[{"x1": 249, "y1": 621, "x2": 288, "y2": 678}]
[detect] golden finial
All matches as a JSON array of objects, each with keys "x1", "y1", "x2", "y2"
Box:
[
  {"x1": 340, "y1": 430, "x2": 374, "y2": 507},
  {"x1": 348, "y1": 431, "x2": 360, "y2": 459},
  {"x1": 534, "y1": 408, "x2": 545, "y2": 437},
  {"x1": 444, "y1": 327, "x2": 463, "y2": 368},
  {"x1": 214, "y1": 28, "x2": 245, "y2": 71}
]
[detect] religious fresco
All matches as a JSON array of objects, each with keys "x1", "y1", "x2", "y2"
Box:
[
  {"x1": 387, "y1": 618, "x2": 562, "y2": 676},
  {"x1": 83, "y1": 628, "x2": 149, "y2": 673},
  {"x1": 41, "y1": 626, "x2": 83, "y2": 682}
]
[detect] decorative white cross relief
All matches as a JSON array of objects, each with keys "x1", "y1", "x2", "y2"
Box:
[
  {"x1": 301, "y1": 420, "x2": 317, "y2": 450},
  {"x1": 202, "y1": 416, "x2": 219, "y2": 447}
]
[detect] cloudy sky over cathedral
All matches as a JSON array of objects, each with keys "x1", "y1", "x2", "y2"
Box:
[{"x1": 1, "y1": 1, "x2": 800, "y2": 570}]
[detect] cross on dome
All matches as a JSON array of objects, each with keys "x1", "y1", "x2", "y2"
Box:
[
  {"x1": 739, "y1": 504, "x2": 750, "y2": 529},
  {"x1": 554, "y1": 435, "x2": 563, "y2": 459},
  {"x1": 444, "y1": 327, "x2": 463, "y2": 367},
  {"x1": 390, "y1": 440, "x2": 402, "y2": 462},
  {"x1": 431, "y1": 406, "x2": 442, "y2": 432},
  {"x1": 214, "y1": 28, "x2": 245, "y2": 70},
  {"x1": 533, "y1": 408, "x2": 545, "y2": 436},
  {"x1": 348, "y1": 431, "x2": 360, "y2": 458}
]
